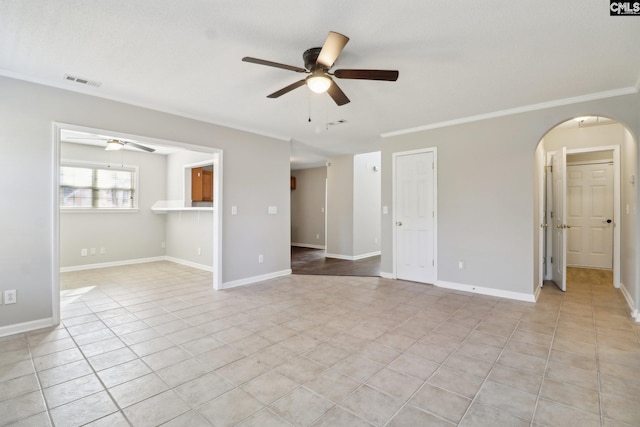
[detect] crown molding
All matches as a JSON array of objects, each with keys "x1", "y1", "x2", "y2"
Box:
[
  {"x1": 381, "y1": 86, "x2": 638, "y2": 138},
  {"x1": 0, "y1": 69, "x2": 292, "y2": 142}
]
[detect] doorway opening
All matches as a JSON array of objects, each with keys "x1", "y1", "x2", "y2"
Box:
[
  {"x1": 52, "y1": 123, "x2": 223, "y2": 324},
  {"x1": 536, "y1": 116, "x2": 636, "y2": 298}
]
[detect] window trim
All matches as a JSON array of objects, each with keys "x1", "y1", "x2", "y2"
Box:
[{"x1": 60, "y1": 159, "x2": 139, "y2": 213}]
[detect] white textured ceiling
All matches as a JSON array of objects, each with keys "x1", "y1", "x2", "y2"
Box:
[{"x1": 2, "y1": 1, "x2": 639, "y2": 168}]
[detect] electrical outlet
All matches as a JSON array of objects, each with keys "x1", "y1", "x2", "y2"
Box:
[
  {"x1": 197, "y1": 247, "x2": 202, "y2": 256},
  {"x1": 161, "y1": 241, "x2": 166, "y2": 249},
  {"x1": 258, "y1": 254, "x2": 264, "y2": 263},
  {"x1": 90, "y1": 248, "x2": 96, "y2": 255},
  {"x1": 458, "y1": 260, "x2": 464, "y2": 270},
  {"x1": 81, "y1": 248, "x2": 88, "y2": 257},
  {"x1": 4, "y1": 290, "x2": 16, "y2": 304},
  {"x1": 316, "y1": 234, "x2": 320, "y2": 239},
  {"x1": 0, "y1": 291, "x2": 3, "y2": 305},
  {"x1": 100, "y1": 247, "x2": 106, "y2": 255}
]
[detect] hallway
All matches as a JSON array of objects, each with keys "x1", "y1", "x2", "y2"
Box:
[{"x1": 291, "y1": 247, "x2": 381, "y2": 277}]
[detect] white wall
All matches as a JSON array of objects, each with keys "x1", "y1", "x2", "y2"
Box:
[
  {"x1": 381, "y1": 92, "x2": 640, "y2": 303},
  {"x1": 326, "y1": 155, "x2": 354, "y2": 257},
  {"x1": 0, "y1": 76, "x2": 290, "y2": 332},
  {"x1": 326, "y1": 153, "x2": 382, "y2": 259},
  {"x1": 290, "y1": 167, "x2": 326, "y2": 248},
  {"x1": 59, "y1": 142, "x2": 167, "y2": 268},
  {"x1": 622, "y1": 128, "x2": 638, "y2": 311},
  {"x1": 353, "y1": 152, "x2": 381, "y2": 256},
  {"x1": 165, "y1": 151, "x2": 215, "y2": 268}
]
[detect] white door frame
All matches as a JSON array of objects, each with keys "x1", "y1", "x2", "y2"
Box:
[
  {"x1": 543, "y1": 145, "x2": 620, "y2": 289},
  {"x1": 567, "y1": 145, "x2": 621, "y2": 287},
  {"x1": 52, "y1": 123, "x2": 224, "y2": 324},
  {"x1": 391, "y1": 147, "x2": 438, "y2": 281}
]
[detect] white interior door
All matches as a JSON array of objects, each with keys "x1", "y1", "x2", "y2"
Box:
[
  {"x1": 395, "y1": 151, "x2": 435, "y2": 283},
  {"x1": 551, "y1": 148, "x2": 567, "y2": 291},
  {"x1": 566, "y1": 162, "x2": 614, "y2": 268}
]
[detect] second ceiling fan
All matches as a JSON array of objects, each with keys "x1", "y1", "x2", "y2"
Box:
[{"x1": 242, "y1": 31, "x2": 399, "y2": 106}]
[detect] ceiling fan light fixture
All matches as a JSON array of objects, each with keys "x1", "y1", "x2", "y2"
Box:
[
  {"x1": 105, "y1": 139, "x2": 125, "y2": 151},
  {"x1": 306, "y1": 72, "x2": 332, "y2": 93}
]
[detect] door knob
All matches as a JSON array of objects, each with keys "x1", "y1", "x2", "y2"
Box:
[
  {"x1": 564, "y1": 224, "x2": 572, "y2": 229},
  {"x1": 541, "y1": 223, "x2": 548, "y2": 228},
  {"x1": 396, "y1": 221, "x2": 403, "y2": 226},
  {"x1": 556, "y1": 224, "x2": 563, "y2": 229}
]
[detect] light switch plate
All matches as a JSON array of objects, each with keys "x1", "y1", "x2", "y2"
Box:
[{"x1": 268, "y1": 206, "x2": 277, "y2": 215}]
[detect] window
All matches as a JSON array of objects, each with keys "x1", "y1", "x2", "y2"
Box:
[{"x1": 60, "y1": 163, "x2": 138, "y2": 210}]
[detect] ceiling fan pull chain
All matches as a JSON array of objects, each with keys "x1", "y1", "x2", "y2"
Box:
[{"x1": 308, "y1": 90, "x2": 312, "y2": 123}]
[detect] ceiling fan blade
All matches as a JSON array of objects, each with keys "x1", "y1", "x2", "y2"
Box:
[
  {"x1": 334, "y1": 69, "x2": 399, "y2": 81},
  {"x1": 125, "y1": 141, "x2": 156, "y2": 153},
  {"x1": 267, "y1": 79, "x2": 307, "y2": 98},
  {"x1": 327, "y1": 81, "x2": 350, "y2": 106},
  {"x1": 317, "y1": 31, "x2": 349, "y2": 68},
  {"x1": 242, "y1": 57, "x2": 307, "y2": 73}
]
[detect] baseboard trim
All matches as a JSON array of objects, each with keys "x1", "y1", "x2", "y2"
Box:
[
  {"x1": 60, "y1": 256, "x2": 166, "y2": 273},
  {"x1": 165, "y1": 256, "x2": 213, "y2": 272},
  {"x1": 380, "y1": 271, "x2": 395, "y2": 279},
  {"x1": 291, "y1": 243, "x2": 326, "y2": 250},
  {"x1": 436, "y1": 280, "x2": 536, "y2": 303},
  {"x1": 353, "y1": 251, "x2": 381, "y2": 261},
  {"x1": 0, "y1": 317, "x2": 56, "y2": 338},
  {"x1": 619, "y1": 282, "x2": 638, "y2": 321},
  {"x1": 325, "y1": 251, "x2": 381, "y2": 261},
  {"x1": 325, "y1": 253, "x2": 353, "y2": 260},
  {"x1": 534, "y1": 284, "x2": 542, "y2": 301},
  {"x1": 222, "y1": 269, "x2": 292, "y2": 290}
]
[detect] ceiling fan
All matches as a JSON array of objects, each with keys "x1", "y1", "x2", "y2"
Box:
[
  {"x1": 65, "y1": 136, "x2": 156, "y2": 152},
  {"x1": 242, "y1": 31, "x2": 399, "y2": 106}
]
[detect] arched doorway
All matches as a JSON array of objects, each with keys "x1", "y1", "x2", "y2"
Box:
[{"x1": 534, "y1": 116, "x2": 636, "y2": 304}]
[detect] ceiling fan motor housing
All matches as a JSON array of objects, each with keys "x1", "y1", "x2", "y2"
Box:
[{"x1": 303, "y1": 47, "x2": 323, "y2": 71}]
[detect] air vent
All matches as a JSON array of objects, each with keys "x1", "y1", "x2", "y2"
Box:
[{"x1": 64, "y1": 74, "x2": 102, "y2": 87}]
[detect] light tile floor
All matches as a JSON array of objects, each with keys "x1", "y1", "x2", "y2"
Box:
[{"x1": 1, "y1": 262, "x2": 639, "y2": 426}]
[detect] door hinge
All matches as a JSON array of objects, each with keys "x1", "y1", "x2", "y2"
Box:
[
  {"x1": 550, "y1": 257, "x2": 553, "y2": 264},
  {"x1": 550, "y1": 211, "x2": 553, "y2": 218},
  {"x1": 432, "y1": 260, "x2": 434, "y2": 266},
  {"x1": 550, "y1": 165, "x2": 552, "y2": 173},
  {"x1": 432, "y1": 162, "x2": 434, "y2": 170}
]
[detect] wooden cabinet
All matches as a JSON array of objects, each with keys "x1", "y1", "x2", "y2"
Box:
[{"x1": 191, "y1": 166, "x2": 213, "y2": 202}]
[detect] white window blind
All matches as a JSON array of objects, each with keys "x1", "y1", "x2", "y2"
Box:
[{"x1": 60, "y1": 164, "x2": 136, "y2": 209}]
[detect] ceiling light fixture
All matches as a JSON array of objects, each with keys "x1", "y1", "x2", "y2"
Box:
[
  {"x1": 306, "y1": 71, "x2": 332, "y2": 93},
  {"x1": 105, "y1": 139, "x2": 125, "y2": 151}
]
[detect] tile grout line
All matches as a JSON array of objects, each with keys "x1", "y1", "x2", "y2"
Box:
[
  {"x1": 61, "y1": 303, "x2": 136, "y2": 427},
  {"x1": 383, "y1": 295, "x2": 509, "y2": 426},
  {"x1": 456, "y1": 299, "x2": 535, "y2": 426},
  {"x1": 528, "y1": 290, "x2": 563, "y2": 427},
  {"x1": 592, "y1": 285, "x2": 605, "y2": 427},
  {"x1": 24, "y1": 332, "x2": 56, "y2": 427}
]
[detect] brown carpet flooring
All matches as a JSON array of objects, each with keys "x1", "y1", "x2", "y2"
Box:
[{"x1": 291, "y1": 246, "x2": 381, "y2": 277}]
